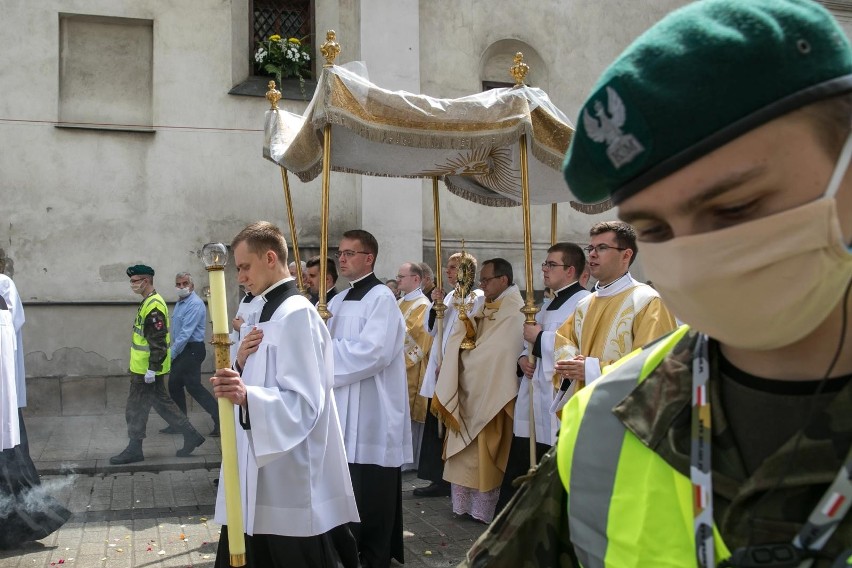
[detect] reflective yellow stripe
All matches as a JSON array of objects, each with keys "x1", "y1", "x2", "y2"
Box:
[
  {"x1": 129, "y1": 292, "x2": 171, "y2": 374},
  {"x1": 558, "y1": 325, "x2": 732, "y2": 566}
]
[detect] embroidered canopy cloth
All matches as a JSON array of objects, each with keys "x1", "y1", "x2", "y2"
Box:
[{"x1": 263, "y1": 62, "x2": 610, "y2": 211}]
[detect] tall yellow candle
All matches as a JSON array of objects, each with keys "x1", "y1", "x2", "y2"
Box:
[{"x1": 203, "y1": 243, "x2": 246, "y2": 568}]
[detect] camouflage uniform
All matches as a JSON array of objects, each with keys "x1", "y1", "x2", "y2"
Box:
[
  {"x1": 125, "y1": 298, "x2": 197, "y2": 440},
  {"x1": 462, "y1": 330, "x2": 851, "y2": 567}
]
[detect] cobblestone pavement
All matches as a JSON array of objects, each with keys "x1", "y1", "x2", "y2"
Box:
[{"x1": 0, "y1": 470, "x2": 485, "y2": 567}]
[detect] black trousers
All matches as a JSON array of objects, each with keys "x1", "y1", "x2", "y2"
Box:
[
  {"x1": 416, "y1": 398, "x2": 447, "y2": 484},
  {"x1": 0, "y1": 410, "x2": 71, "y2": 549},
  {"x1": 125, "y1": 373, "x2": 197, "y2": 440},
  {"x1": 348, "y1": 463, "x2": 404, "y2": 568},
  {"x1": 215, "y1": 524, "x2": 359, "y2": 568},
  {"x1": 495, "y1": 434, "x2": 551, "y2": 515},
  {"x1": 168, "y1": 342, "x2": 218, "y2": 422}
]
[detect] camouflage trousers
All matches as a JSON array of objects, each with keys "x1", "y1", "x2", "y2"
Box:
[{"x1": 125, "y1": 373, "x2": 197, "y2": 440}]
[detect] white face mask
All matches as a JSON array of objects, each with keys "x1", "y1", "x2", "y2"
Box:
[
  {"x1": 640, "y1": 133, "x2": 852, "y2": 350},
  {"x1": 176, "y1": 286, "x2": 191, "y2": 299},
  {"x1": 130, "y1": 280, "x2": 146, "y2": 295}
]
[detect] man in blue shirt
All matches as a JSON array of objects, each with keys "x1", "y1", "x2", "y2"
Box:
[{"x1": 163, "y1": 272, "x2": 220, "y2": 436}]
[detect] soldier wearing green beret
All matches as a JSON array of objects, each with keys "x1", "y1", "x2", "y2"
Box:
[
  {"x1": 110, "y1": 264, "x2": 206, "y2": 464},
  {"x1": 464, "y1": 1, "x2": 852, "y2": 566}
]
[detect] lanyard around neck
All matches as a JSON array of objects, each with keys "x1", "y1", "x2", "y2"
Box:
[{"x1": 691, "y1": 334, "x2": 852, "y2": 568}]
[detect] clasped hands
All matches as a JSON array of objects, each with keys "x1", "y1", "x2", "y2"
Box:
[{"x1": 554, "y1": 355, "x2": 586, "y2": 383}]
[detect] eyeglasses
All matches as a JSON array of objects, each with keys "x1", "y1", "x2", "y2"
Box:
[
  {"x1": 541, "y1": 261, "x2": 569, "y2": 270},
  {"x1": 335, "y1": 250, "x2": 370, "y2": 259},
  {"x1": 396, "y1": 274, "x2": 415, "y2": 280},
  {"x1": 480, "y1": 275, "x2": 504, "y2": 285},
  {"x1": 584, "y1": 244, "x2": 627, "y2": 254}
]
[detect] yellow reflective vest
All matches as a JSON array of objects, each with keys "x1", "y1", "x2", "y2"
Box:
[
  {"x1": 129, "y1": 292, "x2": 171, "y2": 375},
  {"x1": 557, "y1": 325, "x2": 731, "y2": 567}
]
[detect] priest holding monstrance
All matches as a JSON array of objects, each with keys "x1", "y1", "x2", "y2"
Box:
[{"x1": 211, "y1": 222, "x2": 359, "y2": 567}]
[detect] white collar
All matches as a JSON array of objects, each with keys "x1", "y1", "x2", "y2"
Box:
[
  {"x1": 488, "y1": 283, "x2": 518, "y2": 302},
  {"x1": 348, "y1": 272, "x2": 374, "y2": 287},
  {"x1": 553, "y1": 280, "x2": 579, "y2": 297},
  {"x1": 594, "y1": 272, "x2": 638, "y2": 298},
  {"x1": 259, "y1": 277, "x2": 294, "y2": 300},
  {"x1": 401, "y1": 288, "x2": 424, "y2": 301}
]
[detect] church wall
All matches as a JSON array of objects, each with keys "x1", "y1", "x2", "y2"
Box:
[{"x1": 4, "y1": 0, "x2": 851, "y2": 386}]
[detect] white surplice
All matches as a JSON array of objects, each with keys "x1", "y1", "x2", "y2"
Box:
[
  {"x1": 420, "y1": 289, "x2": 485, "y2": 398},
  {"x1": 0, "y1": 275, "x2": 25, "y2": 408},
  {"x1": 0, "y1": 306, "x2": 19, "y2": 450},
  {"x1": 214, "y1": 293, "x2": 359, "y2": 537},
  {"x1": 514, "y1": 283, "x2": 589, "y2": 446},
  {"x1": 327, "y1": 283, "x2": 413, "y2": 467},
  {"x1": 229, "y1": 294, "x2": 263, "y2": 364}
]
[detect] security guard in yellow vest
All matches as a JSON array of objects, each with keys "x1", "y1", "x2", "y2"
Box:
[
  {"x1": 110, "y1": 265, "x2": 206, "y2": 465},
  {"x1": 463, "y1": 1, "x2": 851, "y2": 566}
]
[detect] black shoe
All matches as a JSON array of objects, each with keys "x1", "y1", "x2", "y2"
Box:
[
  {"x1": 159, "y1": 426, "x2": 179, "y2": 434},
  {"x1": 413, "y1": 481, "x2": 451, "y2": 497},
  {"x1": 109, "y1": 447, "x2": 144, "y2": 465},
  {"x1": 176, "y1": 431, "x2": 205, "y2": 457},
  {"x1": 209, "y1": 424, "x2": 220, "y2": 437}
]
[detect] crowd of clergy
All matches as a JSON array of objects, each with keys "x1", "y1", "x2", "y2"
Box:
[{"x1": 208, "y1": 216, "x2": 679, "y2": 568}]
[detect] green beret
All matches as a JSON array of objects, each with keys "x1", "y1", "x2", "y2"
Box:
[
  {"x1": 563, "y1": 0, "x2": 852, "y2": 205},
  {"x1": 126, "y1": 264, "x2": 155, "y2": 277}
]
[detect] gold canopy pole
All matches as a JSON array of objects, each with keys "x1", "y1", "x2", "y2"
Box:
[
  {"x1": 512, "y1": 52, "x2": 540, "y2": 471},
  {"x1": 265, "y1": 81, "x2": 306, "y2": 295},
  {"x1": 202, "y1": 243, "x2": 246, "y2": 568},
  {"x1": 317, "y1": 30, "x2": 341, "y2": 322},
  {"x1": 432, "y1": 177, "x2": 446, "y2": 367},
  {"x1": 281, "y1": 166, "x2": 306, "y2": 294},
  {"x1": 551, "y1": 204, "x2": 558, "y2": 246}
]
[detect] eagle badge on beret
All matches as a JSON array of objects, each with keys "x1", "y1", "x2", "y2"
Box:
[{"x1": 583, "y1": 86, "x2": 645, "y2": 169}]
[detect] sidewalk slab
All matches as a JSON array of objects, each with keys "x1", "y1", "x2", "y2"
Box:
[{"x1": 26, "y1": 411, "x2": 221, "y2": 475}]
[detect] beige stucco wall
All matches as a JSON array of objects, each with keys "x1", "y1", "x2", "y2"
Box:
[{"x1": 4, "y1": 0, "x2": 850, "y2": 381}]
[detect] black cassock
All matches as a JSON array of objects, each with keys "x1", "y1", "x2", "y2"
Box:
[{"x1": 0, "y1": 411, "x2": 71, "y2": 549}]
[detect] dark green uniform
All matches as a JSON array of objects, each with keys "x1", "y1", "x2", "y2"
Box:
[{"x1": 125, "y1": 292, "x2": 198, "y2": 441}]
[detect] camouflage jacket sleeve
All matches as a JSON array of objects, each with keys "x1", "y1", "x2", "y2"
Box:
[
  {"x1": 143, "y1": 307, "x2": 169, "y2": 372},
  {"x1": 459, "y1": 444, "x2": 580, "y2": 567}
]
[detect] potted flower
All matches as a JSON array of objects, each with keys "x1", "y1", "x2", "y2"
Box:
[{"x1": 254, "y1": 35, "x2": 312, "y2": 95}]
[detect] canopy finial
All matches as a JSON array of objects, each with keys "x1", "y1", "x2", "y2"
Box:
[
  {"x1": 321, "y1": 30, "x2": 341, "y2": 68},
  {"x1": 266, "y1": 80, "x2": 282, "y2": 110},
  {"x1": 510, "y1": 52, "x2": 529, "y2": 86}
]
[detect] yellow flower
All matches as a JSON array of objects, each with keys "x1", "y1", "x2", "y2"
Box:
[
  {"x1": 269, "y1": 34, "x2": 281, "y2": 42},
  {"x1": 288, "y1": 37, "x2": 301, "y2": 45}
]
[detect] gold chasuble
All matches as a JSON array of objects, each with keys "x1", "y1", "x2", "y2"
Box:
[
  {"x1": 553, "y1": 275, "x2": 677, "y2": 387},
  {"x1": 398, "y1": 293, "x2": 433, "y2": 423},
  {"x1": 435, "y1": 286, "x2": 524, "y2": 492}
]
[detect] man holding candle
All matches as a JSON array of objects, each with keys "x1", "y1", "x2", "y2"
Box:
[
  {"x1": 328, "y1": 229, "x2": 412, "y2": 568},
  {"x1": 211, "y1": 222, "x2": 359, "y2": 567}
]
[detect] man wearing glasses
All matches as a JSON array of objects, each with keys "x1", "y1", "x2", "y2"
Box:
[
  {"x1": 552, "y1": 222, "x2": 677, "y2": 406},
  {"x1": 434, "y1": 258, "x2": 525, "y2": 523},
  {"x1": 496, "y1": 243, "x2": 591, "y2": 513},
  {"x1": 326, "y1": 229, "x2": 411, "y2": 568},
  {"x1": 395, "y1": 262, "x2": 433, "y2": 473}
]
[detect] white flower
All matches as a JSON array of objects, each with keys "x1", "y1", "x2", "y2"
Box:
[
  {"x1": 254, "y1": 48, "x2": 267, "y2": 63},
  {"x1": 303, "y1": 52, "x2": 310, "y2": 61}
]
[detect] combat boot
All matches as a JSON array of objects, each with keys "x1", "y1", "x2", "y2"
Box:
[
  {"x1": 110, "y1": 439, "x2": 144, "y2": 465},
  {"x1": 177, "y1": 429, "x2": 205, "y2": 457}
]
